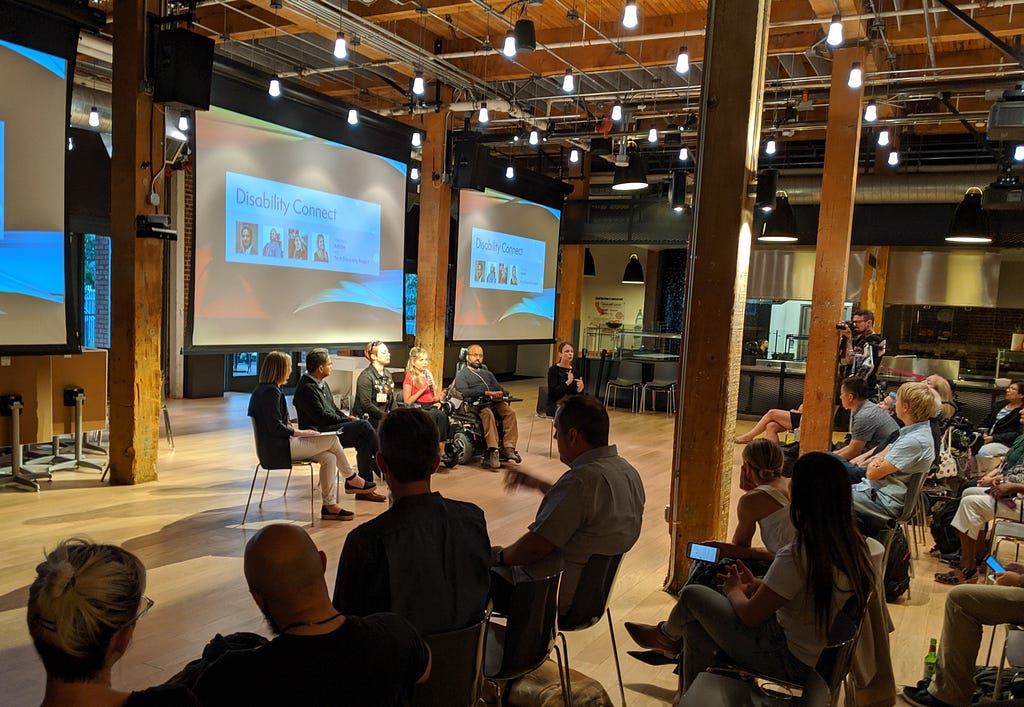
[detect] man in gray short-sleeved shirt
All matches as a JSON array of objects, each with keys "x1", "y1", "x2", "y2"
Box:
[
  {"x1": 834, "y1": 377, "x2": 899, "y2": 469},
  {"x1": 490, "y1": 395, "x2": 645, "y2": 612}
]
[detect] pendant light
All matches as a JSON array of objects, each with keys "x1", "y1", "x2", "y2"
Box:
[
  {"x1": 479, "y1": 102, "x2": 490, "y2": 124},
  {"x1": 583, "y1": 248, "x2": 596, "y2": 278},
  {"x1": 675, "y1": 46, "x2": 689, "y2": 74},
  {"x1": 826, "y1": 14, "x2": 843, "y2": 47},
  {"x1": 410, "y1": 166, "x2": 420, "y2": 181},
  {"x1": 529, "y1": 129, "x2": 539, "y2": 145},
  {"x1": 268, "y1": 76, "x2": 281, "y2": 97},
  {"x1": 412, "y1": 70, "x2": 425, "y2": 96},
  {"x1": 621, "y1": 253, "x2": 644, "y2": 284},
  {"x1": 502, "y1": 30, "x2": 516, "y2": 57},
  {"x1": 887, "y1": 150, "x2": 899, "y2": 166},
  {"x1": 178, "y1": 110, "x2": 190, "y2": 132},
  {"x1": 678, "y1": 146, "x2": 688, "y2": 161},
  {"x1": 877, "y1": 129, "x2": 890, "y2": 147},
  {"x1": 611, "y1": 100, "x2": 622, "y2": 122},
  {"x1": 88, "y1": 106, "x2": 100, "y2": 127},
  {"x1": 1014, "y1": 145, "x2": 1024, "y2": 161},
  {"x1": 562, "y1": 69, "x2": 574, "y2": 93},
  {"x1": 847, "y1": 62, "x2": 862, "y2": 89},
  {"x1": 765, "y1": 137, "x2": 777, "y2": 155},
  {"x1": 754, "y1": 169, "x2": 778, "y2": 213},
  {"x1": 758, "y1": 192, "x2": 798, "y2": 243},
  {"x1": 334, "y1": 31, "x2": 348, "y2": 59},
  {"x1": 347, "y1": 108, "x2": 358, "y2": 125},
  {"x1": 411, "y1": 132, "x2": 422, "y2": 148},
  {"x1": 946, "y1": 187, "x2": 991, "y2": 244},
  {"x1": 611, "y1": 154, "x2": 648, "y2": 191},
  {"x1": 647, "y1": 127, "x2": 658, "y2": 143},
  {"x1": 622, "y1": 0, "x2": 638, "y2": 29},
  {"x1": 670, "y1": 171, "x2": 688, "y2": 212},
  {"x1": 569, "y1": 148, "x2": 580, "y2": 164},
  {"x1": 864, "y1": 99, "x2": 877, "y2": 122}
]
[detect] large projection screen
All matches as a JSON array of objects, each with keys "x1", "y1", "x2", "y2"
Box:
[
  {"x1": 0, "y1": 39, "x2": 70, "y2": 350},
  {"x1": 452, "y1": 189, "x2": 560, "y2": 342},
  {"x1": 190, "y1": 107, "x2": 406, "y2": 349}
]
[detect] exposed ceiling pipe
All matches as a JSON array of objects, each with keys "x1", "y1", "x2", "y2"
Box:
[
  {"x1": 375, "y1": 99, "x2": 549, "y2": 129},
  {"x1": 778, "y1": 172, "x2": 999, "y2": 204}
]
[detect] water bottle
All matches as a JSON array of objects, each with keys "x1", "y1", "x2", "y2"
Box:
[
  {"x1": 922, "y1": 638, "x2": 937, "y2": 682},
  {"x1": 634, "y1": 309, "x2": 643, "y2": 329}
]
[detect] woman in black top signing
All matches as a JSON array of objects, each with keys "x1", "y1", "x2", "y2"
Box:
[
  {"x1": 546, "y1": 342, "x2": 584, "y2": 416},
  {"x1": 353, "y1": 341, "x2": 395, "y2": 424}
]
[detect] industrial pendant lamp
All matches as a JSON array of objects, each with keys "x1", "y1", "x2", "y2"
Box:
[
  {"x1": 478, "y1": 102, "x2": 490, "y2": 124},
  {"x1": 88, "y1": 106, "x2": 100, "y2": 127},
  {"x1": 754, "y1": 169, "x2": 779, "y2": 212},
  {"x1": 847, "y1": 62, "x2": 863, "y2": 89},
  {"x1": 583, "y1": 248, "x2": 596, "y2": 277},
  {"x1": 562, "y1": 69, "x2": 574, "y2": 93},
  {"x1": 864, "y1": 99, "x2": 877, "y2": 122},
  {"x1": 502, "y1": 30, "x2": 516, "y2": 57},
  {"x1": 675, "y1": 46, "x2": 689, "y2": 74},
  {"x1": 611, "y1": 154, "x2": 648, "y2": 191},
  {"x1": 670, "y1": 171, "x2": 688, "y2": 212},
  {"x1": 758, "y1": 192, "x2": 798, "y2": 242},
  {"x1": 621, "y1": 253, "x2": 644, "y2": 284},
  {"x1": 826, "y1": 14, "x2": 843, "y2": 47},
  {"x1": 334, "y1": 31, "x2": 348, "y2": 59},
  {"x1": 412, "y1": 70, "x2": 426, "y2": 96},
  {"x1": 946, "y1": 187, "x2": 991, "y2": 244},
  {"x1": 622, "y1": 0, "x2": 638, "y2": 28}
]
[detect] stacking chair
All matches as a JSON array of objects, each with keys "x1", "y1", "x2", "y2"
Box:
[
  {"x1": 483, "y1": 572, "x2": 561, "y2": 705},
  {"x1": 526, "y1": 386, "x2": 554, "y2": 457},
  {"x1": 604, "y1": 360, "x2": 644, "y2": 413},
  {"x1": 242, "y1": 417, "x2": 316, "y2": 526},
  {"x1": 989, "y1": 518, "x2": 1024, "y2": 563},
  {"x1": 640, "y1": 361, "x2": 678, "y2": 415},
  {"x1": 891, "y1": 471, "x2": 929, "y2": 598},
  {"x1": 412, "y1": 614, "x2": 489, "y2": 707},
  {"x1": 553, "y1": 553, "x2": 626, "y2": 707},
  {"x1": 991, "y1": 624, "x2": 1024, "y2": 699}
]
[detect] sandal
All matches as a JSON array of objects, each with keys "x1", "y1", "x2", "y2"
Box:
[{"x1": 934, "y1": 566, "x2": 977, "y2": 585}]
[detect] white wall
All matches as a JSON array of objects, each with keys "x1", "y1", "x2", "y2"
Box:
[{"x1": 580, "y1": 245, "x2": 650, "y2": 331}]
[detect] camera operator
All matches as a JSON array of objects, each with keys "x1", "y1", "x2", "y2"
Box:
[{"x1": 837, "y1": 309, "x2": 885, "y2": 394}]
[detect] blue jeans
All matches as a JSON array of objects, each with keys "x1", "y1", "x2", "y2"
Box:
[
  {"x1": 830, "y1": 452, "x2": 867, "y2": 483},
  {"x1": 663, "y1": 584, "x2": 809, "y2": 691}
]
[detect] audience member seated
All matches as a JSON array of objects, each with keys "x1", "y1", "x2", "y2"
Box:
[
  {"x1": 972, "y1": 380, "x2": 1024, "y2": 472},
  {"x1": 352, "y1": 340, "x2": 395, "y2": 424},
  {"x1": 452, "y1": 343, "x2": 520, "y2": 470},
  {"x1": 735, "y1": 404, "x2": 803, "y2": 444},
  {"x1": 248, "y1": 351, "x2": 373, "y2": 522},
  {"x1": 333, "y1": 407, "x2": 491, "y2": 634},
  {"x1": 848, "y1": 382, "x2": 936, "y2": 523},
  {"x1": 622, "y1": 453, "x2": 877, "y2": 698},
  {"x1": 293, "y1": 348, "x2": 385, "y2": 503},
  {"x1": 27, "y1": 538, "x2": 200, "y2": 706},
  {"x1": 401, "y1": 346, "x2": 450, "y2": 462},
  {"x1": 903, "y1": 570, "x2": 1024, "y2": 707},
  {"x1": 934, "y1": 408, "x2": 1024, "y2": 586},
  {"x1": 546, "y1": 342, "x2": 585, "y2": 416},
  {"x1": 833, "y1": 376, "x2": 900, "y2": 473},
  {"x1": 194, "y1": 524, "x2": 430, "y2": 706},
  {"x1": 492, "y1": 395, "x2": 645, "y2": 613}
]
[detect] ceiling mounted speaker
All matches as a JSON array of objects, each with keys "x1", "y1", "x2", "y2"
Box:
[
  {"x1": 514, "y1": 19, "x2": 536, "y2": 52},
  {"x1": 590, "y1": 137, "x2": 612, "y2": 156}
]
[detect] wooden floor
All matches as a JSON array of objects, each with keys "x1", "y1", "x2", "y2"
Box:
[{"x1": 0, "y1": 379, "x2": 996, "y2": 705}]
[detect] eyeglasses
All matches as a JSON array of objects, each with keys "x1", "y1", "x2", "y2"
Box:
[{"x1": 132, "y1": 596, "x2": 154, "y2": 624}]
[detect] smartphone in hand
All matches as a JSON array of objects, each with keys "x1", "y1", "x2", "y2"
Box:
[
  {"x1": 687, "y1": 542, "x2": 721, "y2": 564},
  {"x1": 986, "y1": 555, "x2": 1007, "y2": 574}
]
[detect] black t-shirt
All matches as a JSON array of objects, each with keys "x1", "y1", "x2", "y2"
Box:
[
  {"x1": 124, "y1": 685, "x2": 201, "y2": 706},
  {"x1": 193, "y1": 614, "x2": 428, "y2": 706}
]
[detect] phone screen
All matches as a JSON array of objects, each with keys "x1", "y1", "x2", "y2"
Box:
[
  {"x1": 687, "y1": 542, "x2": 720, "y2": 563},
  {"x1": 986, "y1": 555, "x2": 1006, "y2": 574}
]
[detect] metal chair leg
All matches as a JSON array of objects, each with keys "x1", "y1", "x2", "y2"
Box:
[
  {"x1": 606, "y1": 608, "x2": 627, "y2": 706},
  {"x1": 554, "y1": 632, "x2": 573, "y2": 706},
  {"x1": 162, "y1": 405, "x2": 174, "y2": 449},
  {"x1": 242, "y1": 463, "x2": 261, "y2": 524},
  {"x1": 258, "y1": 467, "x2": 272, "y2": 507}
]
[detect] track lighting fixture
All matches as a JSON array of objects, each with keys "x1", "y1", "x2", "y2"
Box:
[
  {"x1": 1014, "y1": 144, "x2": 1024, "y2": 161},
  {"x1": 88, "y1": 106, "x2": 100, "y2": 127},
  {"x1": 562, "y1": 69, "x2": 574, "y2": 93},
  {"x1": 647, "y1": 127, "x2": 658, "y2": 143},
  {"x1": 569, "y1": 148, "x2": 580, "y2": 164},
  {"x1": 347, "y1": 108, "x2": 358, "y2": 125},
  {"x1": 412, "y1": 70, "x2": 425, "y2": 96},
  {"x1": 765, "y1": 138, "x2": 776, "y2": 155},
  {"x1": 611, "y1": 100, "x2": 622, "y2": 122},
  {"x1": 847, "y1": 62, "x2": 862, "y2": 89},
  {"x1": 479, "y1": 102, "x2": 489, "y2": 124},
  {"x1": 178, "y1": 110, "x2": 190, "y2": 132},
  {"x1": 675, "y1": 46, "x2": 689, "y2": 74},
  {"x1": 410, "y1": 167, "x2": 420, "y2": 181},
  {"x1": 268, "y1": 76, "x2": 281, "y2": 97},
  {"x1": 864, "y1": 99, "x2": 877, "y2": 122},
  {"x1": 506, "y1": 164, "x2": 514, "y2": 179},
  {"x1": 678, "y1": 146, "x2": 688, "y2": 161},
  {"x1": 877, "y1": 129, "x2": 890, "y2": 147},
  {"x1": 887, "y1": 150, "x2": 899, "y2": 166},
  {"x1": 826, "y1": 14, "x2": 843, "y2": 47},
  {"x1": 411, "y1": 132, "x2": 422, "y2": 148},
  {"x1": 334, "y1": 31, "x2": 348, "y2": 59},
  {"x1": 502, "y1": 30, "x2": 516, "y2": 57},
  {"x1": 529, "y1": 129, "x2": 539, "y2": 145},
  {"x1": 622, "y1": 0, "x2": 638, "y2": 29}
]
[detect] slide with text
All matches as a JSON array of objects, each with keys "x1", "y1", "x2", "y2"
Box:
[{"x1": 469, "y1": 228, "x2": 544, "y2": 294}]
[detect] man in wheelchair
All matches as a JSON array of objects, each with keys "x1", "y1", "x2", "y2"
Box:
[{"x1": 451, "y1": 344, "x2": 521, "y2": 469}]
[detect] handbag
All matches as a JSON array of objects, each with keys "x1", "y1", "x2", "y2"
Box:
[{"x1": 936, "y1": 426, "x2": 957, "y2": 478}]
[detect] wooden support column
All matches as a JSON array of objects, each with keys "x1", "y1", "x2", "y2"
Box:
[
  {"x1": 861, "y1": 246, "x2": 890, "y2": 331},
  {"x1": 108, "y1": 0, "x2": 164, "y2": 484},
  {"x1": 415, "y1": 108, "x2": 453, "y2": 383},
  {"x1": 555, "y1": 153, "x2": 590, "y2": 350},
  {"x1": 666, "y1": 0, "x2": 771, "y2": 592},
  {"x1": 800, "y1": 47, "x2": 867, "y2": 453}
]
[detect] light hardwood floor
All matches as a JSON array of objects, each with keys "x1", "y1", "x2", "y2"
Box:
[{"x1": 0, "y1": 380, "x2": 998, "y2": 705}]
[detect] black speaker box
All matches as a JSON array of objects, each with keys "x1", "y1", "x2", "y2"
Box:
[
  {"x1": 452, "y1": 141, "x2": 489, "y2": 191},
  {"x1": 153, "y1": 28, "x2": 215, "y2": 110}
]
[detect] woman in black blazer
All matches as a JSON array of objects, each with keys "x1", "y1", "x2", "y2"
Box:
[
  {"x1": 975, "y1": 380, "x2": 1024, "y2": 471},
  {"x1": 546, "y1": 342, "x2": 584, "y2": 416},
  {"x1": 248, "y1": 351, "x2": 375, "y2": 521}
]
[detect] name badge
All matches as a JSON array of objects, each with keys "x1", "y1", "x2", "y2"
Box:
[{"x1": 376, "y1": 392, "x2": 388, "y2": 403}]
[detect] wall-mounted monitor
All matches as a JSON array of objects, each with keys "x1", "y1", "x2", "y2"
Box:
[
  {"x1": 189, "y1": 106, "x2": 407, "y2": 349},
  {"x1": 452, "y1": 188, "x2": 560, "y2": 342}
]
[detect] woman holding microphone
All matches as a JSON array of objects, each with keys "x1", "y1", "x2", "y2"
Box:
[{"x1": 403, "y1": 347, "x2": 450, "y2": 462}]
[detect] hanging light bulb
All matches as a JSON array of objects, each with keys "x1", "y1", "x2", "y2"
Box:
[
  {"x1": 826, "y1": 14, "x2": 843, "y2": 47},
  {"x1": 412, "y1": 71, "x2": 425, "y2": 96},
  {"x1": 411, "y1": 132, "x2": 422, "y2": 148},
  {"x1": 765, "y1": 138, "x2": 777, "y2": 155},
  {"x1": 178, "y1": 111, "x2": 190, "y2": 132},
  {"x1": 1014, "y1": 144, "x2": 1024, "y2": 162},
  {"x1": 506, "y1": 164, "x2": 514, "y2": 179},
  {"x1": 268, "y1": 76, "x2": 281, "y2": 97},
  {"x1": 562, "y1": 69, "x2": 574, "y2": 93},
  {"x1": 847, "y1": 61, "x2": 862, "y2": 89},
  {"x1": 334, "y1": 31, "x2": 348, "y2": 59},
  {"x1": 678, "y1": 146, "x2": 688, "y2": 161},
  {"x1": 529, "y1": 129, "x2": 539, "y2": 145},
  {"x1": 887, "y1": 149, "x2": 899, "y2": 166},
  {"x1": 569, "y1": 148, "x2": 580, "y2": 164},
  {"x1": 502, "y1": 29, "x2": 516, "y2": 57},
  {"x1": 675, "y1": 46, "x2": 689, "y2": 74},
  {"x1": 611, "y1": 100, "x2": 622, "y2": 122},
  {"x1": 877, "y1": 129, "x2": 890, "y2": 147},
  {"x1": 88, "y1": 106, "x2": 100, "y2": 127},
  {"x1": 647, "y1": 127, "x2": 658, "y2": 143},
  {"x1": 479, "y1": 102, "x2": 490, "y2": 124},
  {"x1": 864, "y1": 99, "x2": 877, "y2": 122},
  {"x1": 622, "y1": 0, "x2": 638, "y2": 29},
  {"x1": 67, "y1": 136, "x2": 74, "y2": 151},
  {"x1": 347, "y1": 108, "x2": 358, "y2": 125},
  {"x1": 410, "y1": 166, "x2": 420, "y2": 181}
]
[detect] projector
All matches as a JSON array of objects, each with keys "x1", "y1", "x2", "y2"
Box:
[
  {"x1": 982, "y1": 176, "x2": 1024, "y2": 211},
  {"x1": 136, "y1": 214, "x2": 177, "y2": 240},
  {"x1": 987, "y1": 89, "x2": 1024, "y2": 140}
]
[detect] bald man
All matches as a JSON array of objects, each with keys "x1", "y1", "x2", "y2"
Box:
[{"x1": 195, "y1": 524, "x2": 430, "y2": 706}]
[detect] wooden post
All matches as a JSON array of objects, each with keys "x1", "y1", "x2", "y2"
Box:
[
  {"x1": 800, "y1": 47, "x2": 867, "y2": 453},
  {"x1": 107, "y1": 0, "x2": 164, "y2": 484},
  {"x1": 555, "y1": 153, "x2": 590, "y2": 351},
  {"x1": 665, "y1": 0, "x2": 771, "y2": 592},
  {"x1": 861, "y1": 246, "x2": 889, "y2": 331},
  {"x1": 415, "y1": 108, "x2": 452, "y2": 383}
]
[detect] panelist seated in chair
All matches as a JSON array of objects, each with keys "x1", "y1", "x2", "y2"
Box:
[
  {"x1": 293, "y1": 348, "x2": 386, "y2": 503},
  {"x1": 402, "y1": 346, "x2": 451, "y2": 463},
  {"x1": 452, "y1": 344, "x2": 520, "y2": 470},
  {"x1": 248, "y1": 351, "x2": 375, "y2": 522},
  {"x1": 623, "y1": 453, "x2": 877, "y2": 698}
]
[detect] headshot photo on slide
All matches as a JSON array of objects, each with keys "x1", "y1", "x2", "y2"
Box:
[
  {"x1": 236, "y1": 222, "x2": 258, "y2": 254},
  {"x1": 314, "y1": 233, "x2": 329, "y2": 262}
]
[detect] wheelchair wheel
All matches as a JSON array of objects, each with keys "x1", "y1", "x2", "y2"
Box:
[
  {"x1": 452, "y1": 430, "x2": 474, "y2": 465},
  {"x1": 442, "y1": 442, "x2": 457, "y2": 468}
]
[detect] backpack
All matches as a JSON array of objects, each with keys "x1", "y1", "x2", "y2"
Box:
[
  {"x1": 884, "y1": 526, "x2": 911, "y2": 602},
  {"x1": 928, "y1": 497, "x2": 961, "y2": 555}
]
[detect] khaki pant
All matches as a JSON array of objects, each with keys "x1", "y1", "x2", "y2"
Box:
[
  {"x1": 479, "y1": 401, "x2": 519, "y2": 450},
  {"x1": 290, "y1": 434, "x2": 352, "y2": 506}
]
